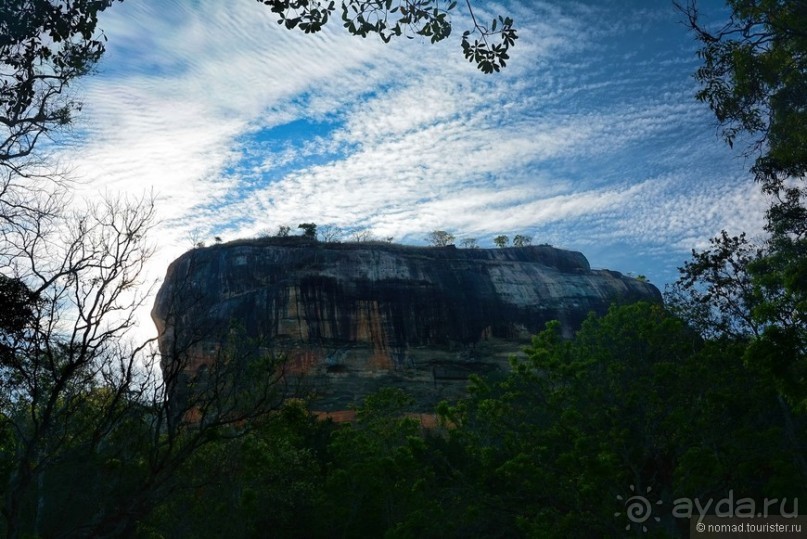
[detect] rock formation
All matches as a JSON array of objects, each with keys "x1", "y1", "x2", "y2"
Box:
[{"x1": 151, "y1": 237, "x2": 661, "y2": 412}]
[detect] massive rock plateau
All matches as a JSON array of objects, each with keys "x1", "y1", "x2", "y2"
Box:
[{"x1": 151, "y1": 237, "x2": 661, "y2": 412}]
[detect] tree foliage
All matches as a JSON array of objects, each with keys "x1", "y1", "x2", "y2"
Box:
[
  {"x1": 426, "y1": 229, "x2": 454, "y2": 247},
  {"x1": 317, "y1": 224, "x2": 342, "y2": 242},
  {"x1": 0, "y1": 275, "x2": 37, "y2": 338},
  {"x1": 140, "y1": 400, "x2": 325, "y2": 539},
  {"x1": 259, "y1": 0, "x2": 518, "y2": 73},
  {"x1": 439, "y1": 303, "x2": 805, "y2": 536},
  {"x1": 675, "y1": 0, "x2": 807, "y2": 413},
  {"x1": 297, "y1": 222, "x2": 317, "y2": 238},
  {"x1": 0, "y1": 192, "x2": 288, "y2": 536},
  {"x1": 0, "y1": 193, "x2": 158, "y2": 537},
  {"x1": 352, "y1": 229, "x2": 375, "y2": 242},
  {"x1": 138, "y1": 304, "x2": 806, "y2": 538},
  {"x1": 677, "y1": 0, "x2": 806, "y2": 179},
  {"x1": 4, "y1": 1, "x2": 804, "y2": 536},
  {"x1": 0, "y1": 0, "x2": 122, "y2": 172},
  {"x1": 667, "y1": 231, "x2": 763, "y2": 339},
  {"x1": 0, "y1": 3, "x2": 290, "y2": 528},
  {"x1": 493, "y1": 234, "x2": 508, "y2": 248}
]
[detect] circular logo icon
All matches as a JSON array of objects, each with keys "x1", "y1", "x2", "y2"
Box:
[{"x1": 615, "y1": 484, "x2": 662, "y2": 532}]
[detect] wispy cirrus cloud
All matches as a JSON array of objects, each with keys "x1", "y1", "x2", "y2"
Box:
[{"x1": 52, "y1": 0, "x2": 766, "y2": 338}]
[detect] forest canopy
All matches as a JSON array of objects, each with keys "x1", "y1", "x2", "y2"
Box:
[{"x1": 1, "y1": 1, "x2": 806, "y2": 537}]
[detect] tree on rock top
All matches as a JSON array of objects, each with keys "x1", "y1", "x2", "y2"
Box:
[
  {"x1": 426, "y1": 230, "x2": 455, "y2": 247},
  {"x1": 298, "y1": 223, "x2": 317, "y2": 239}
]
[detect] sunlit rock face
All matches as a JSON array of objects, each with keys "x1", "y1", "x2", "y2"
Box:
[{"x1": 151, "y1": 237, "x2": 661, "y2": 411}]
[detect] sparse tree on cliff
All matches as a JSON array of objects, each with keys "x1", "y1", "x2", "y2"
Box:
[
  {"x1": 460, "y1": 238, "x2": 479, "y2": 249},
  {"x1": 426, "y1": 230, "x2": 455, "y2": 247},
  {"x1": 186, "y1": 228, "x2": 207, "y2": 249},
  {"x1": 276, "y1": 225, "x2": 291, "y2": 237},
  {"x1": 353, "y1": 230, "x2": 374, "y2": 242},
  {"x1": 258, "y1": 0, "x2": 518, "y2": 74},
  {"x1": 318, "y1": 225, "x2": 342, "y2": 242},
  {"x1": 298, "y1": 222, "x2": 317, "y2": 239},
  {"x1": 493, "y1": 235, "x2": 509, "y2": 248},
  {"x1": 512, "y1": 234, "x2": 532, "y2": 247}
]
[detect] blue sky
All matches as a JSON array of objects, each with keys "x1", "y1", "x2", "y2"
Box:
[{"x1": 59, "y1": 0, "x2": 768, "y2": 336}]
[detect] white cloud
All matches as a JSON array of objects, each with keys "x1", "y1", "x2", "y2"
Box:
[{"x1": 46, "y1": 0, "x2": 769, "y2": 341}]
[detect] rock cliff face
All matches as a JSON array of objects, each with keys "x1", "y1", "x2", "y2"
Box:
[{"x1": 151, "y1": 237, "x2": 661, "y2": 411}]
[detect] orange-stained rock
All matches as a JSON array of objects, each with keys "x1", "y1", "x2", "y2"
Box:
[{"x1": 152, "y1": 237, "x2": 660, "y2": 412}]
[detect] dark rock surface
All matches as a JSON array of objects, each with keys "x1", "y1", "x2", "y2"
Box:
[{"x1": 152, "y1": 237, "x2": 661, "y2": 411}]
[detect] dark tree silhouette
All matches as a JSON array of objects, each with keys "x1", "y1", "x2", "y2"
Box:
[
  {"x1": 0, "y1": 0, "x2": 122, "y2": 172},
  {"x1": 258, "y1": 0, "x2": 517, "y2": 73}
]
